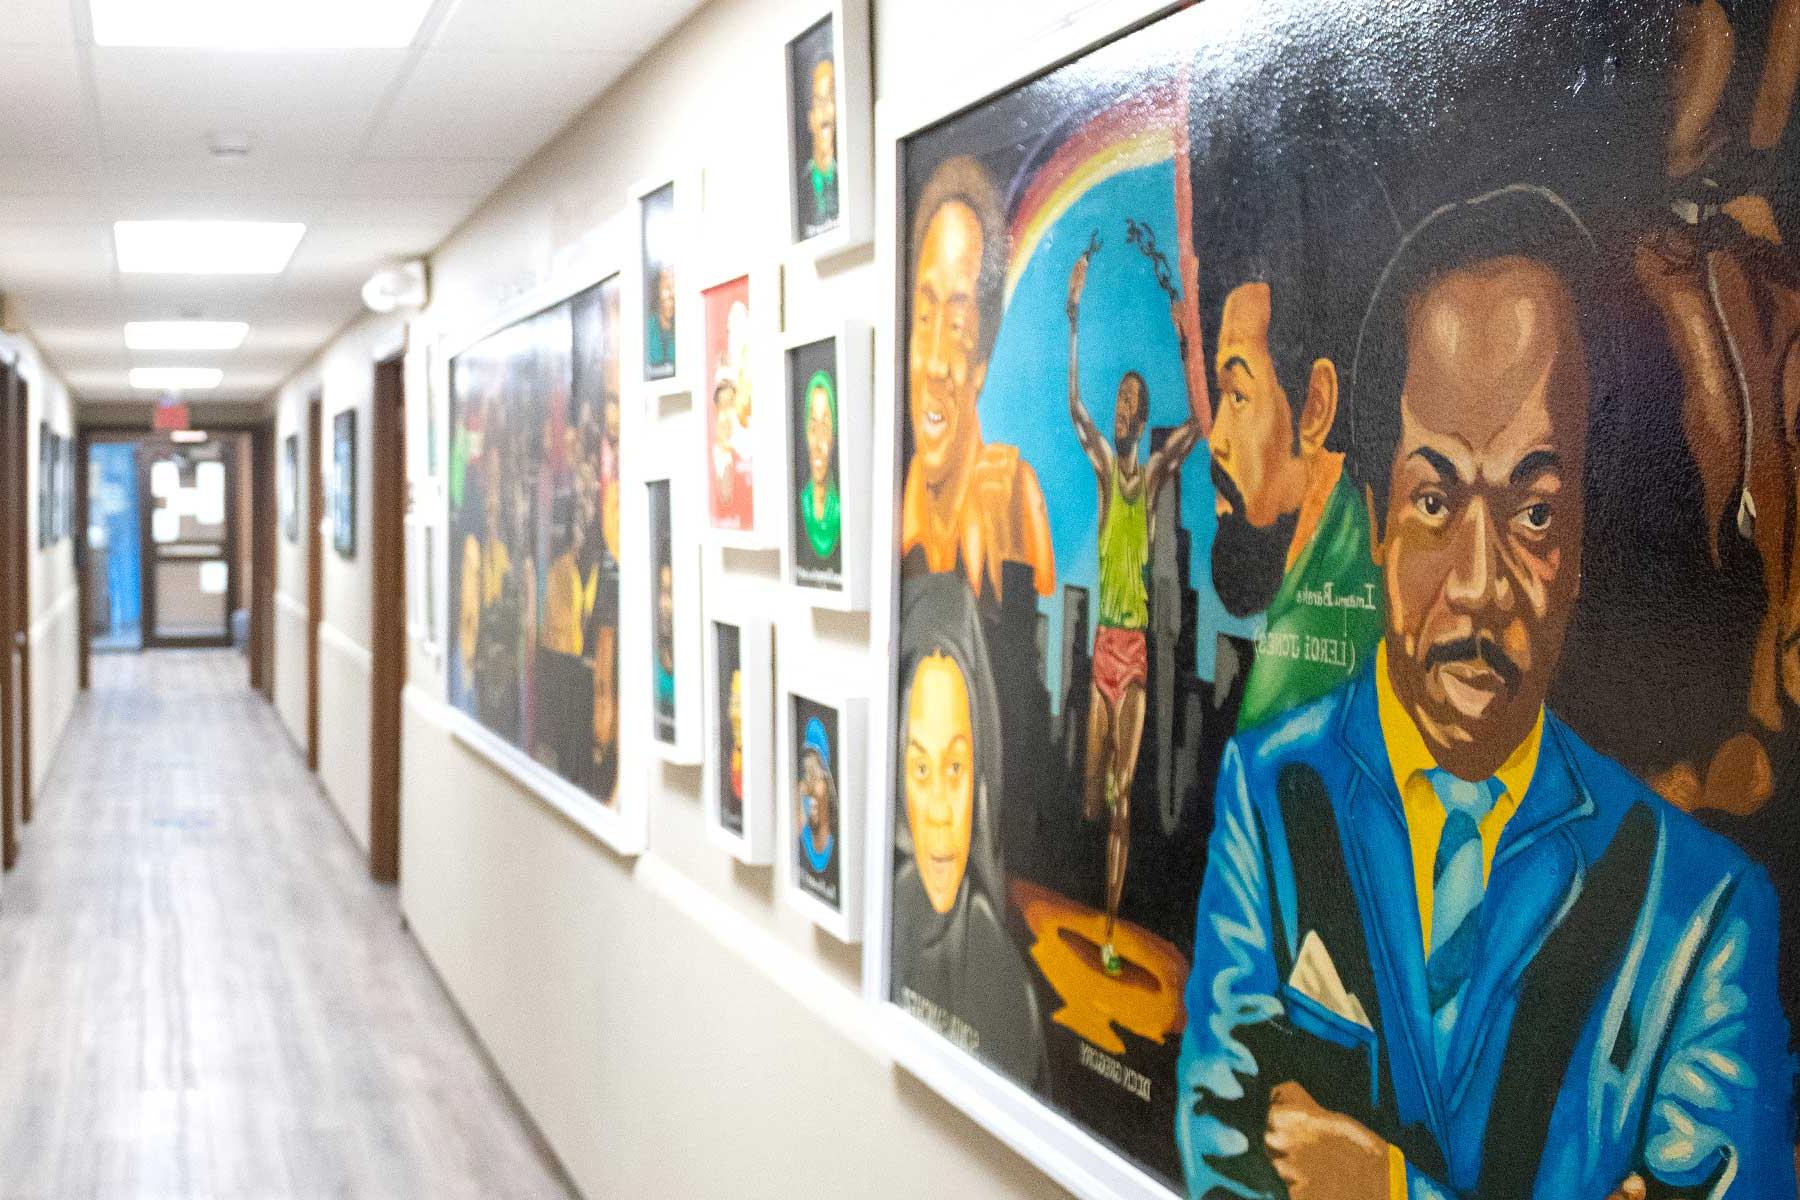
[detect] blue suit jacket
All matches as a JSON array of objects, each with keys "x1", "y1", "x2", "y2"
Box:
[{"x1": 1177, "y1": 665, "x2": 1796, "y2": 1198}]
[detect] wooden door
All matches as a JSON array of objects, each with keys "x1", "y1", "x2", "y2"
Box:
[{"x1": 368, "y1": 356, "x2": 405, "y2": 882}]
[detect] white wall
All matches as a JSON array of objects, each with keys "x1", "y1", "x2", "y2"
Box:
[
  {"x1": 272, "y1": 314, "x2": 404, "y2": 850},
  {"x1": 275, "y1": 0, "x2": 1172, "y2": 1195},
  {"x1": 21, "y1": 337, "x2": 80, "y2": 797}
]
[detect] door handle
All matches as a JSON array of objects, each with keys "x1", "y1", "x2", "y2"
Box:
[{"x1": 12, "y1": 633, "x2": 22, "y2": 650}]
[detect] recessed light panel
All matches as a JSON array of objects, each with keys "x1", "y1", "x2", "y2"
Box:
[
  {"x1": 114, "y1": 221, "x2": 306, "y2": 275},
  {"x1": 125, "y1": 321, "x2": 250, "y2": 351},
  {"x1": 130, "y1": 367, "x2": 224, "y2": 391},
  {"x1": 90, "y1": 0, "x2": 436, "y2": 49}
]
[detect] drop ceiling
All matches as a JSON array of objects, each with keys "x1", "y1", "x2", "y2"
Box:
[{"x1": 0, "y1": 0, "x2": 707, "y2": 404}]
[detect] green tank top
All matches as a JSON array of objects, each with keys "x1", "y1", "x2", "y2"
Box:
[{"x1": 1097, "y1": 468, "x2": 1149, "y2": 629}]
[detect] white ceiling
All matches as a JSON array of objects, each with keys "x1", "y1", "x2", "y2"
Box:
[{"x1": 0, "y1": 0, "x2": 707, "y2": 404}]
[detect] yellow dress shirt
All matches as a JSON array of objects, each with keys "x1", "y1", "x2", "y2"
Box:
[{"x1": 1372, "y1": 641, "x2": 1543, "y2": 1196}]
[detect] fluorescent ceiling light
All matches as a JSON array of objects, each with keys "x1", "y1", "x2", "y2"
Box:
[
  {"x1": 131, "y1": 367, "x2": 223, "y2": 391},
  {"x1": 125, "y1": 321, "x2": 249, "y2": 351},
  {"x1": 89, "y1": 0, "x2": 436, "y2": 49},
  {"x1": 115, "y1": 221, "x2": 306, "y2": 275}
]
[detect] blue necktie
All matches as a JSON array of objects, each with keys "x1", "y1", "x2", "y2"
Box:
[{"x1": 1423, "y1": 768, "x2": 1501, "y2": 1071}]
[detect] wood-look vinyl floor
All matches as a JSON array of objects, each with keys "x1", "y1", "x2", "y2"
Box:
[{"x1": 0, "y1": 651, "x2": 579, "y2": 1200}]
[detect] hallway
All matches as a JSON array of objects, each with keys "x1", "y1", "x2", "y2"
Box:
[{"x1": 0, "y1": 652, "x2": 574, "y2": 1200}]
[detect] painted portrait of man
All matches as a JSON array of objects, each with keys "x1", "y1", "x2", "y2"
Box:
[
  {"x1": 788, "y1": 15, "x2": 839, "y2": 242},
  {"x1": 1177, "y1": 186, "x2": 1795, "y2": 1200}
]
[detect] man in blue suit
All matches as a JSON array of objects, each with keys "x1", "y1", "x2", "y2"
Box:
[{"x1": 1177, "y1": 186, "x2": 1797, "y2": 1199}]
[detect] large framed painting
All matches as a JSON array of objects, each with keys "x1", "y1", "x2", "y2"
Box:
[
  {"x1": 783, "y1": 323, "x2": 872, "y2": 610},
  {"x1": 782, "y1": 0, "x2": 872, "y2": 259},
  {"x1": 331, "y1": 409, "x2": 356, "y2": 559},
  {"x1": 870, "y1": 1, "x2": 1800, "y2": 1198},
  {"x1": 445, "y1": 266, "x2": 641, "y2": 854},
  {"x1": 281, "y1": 433, "x2": 300, "y2": 543}
]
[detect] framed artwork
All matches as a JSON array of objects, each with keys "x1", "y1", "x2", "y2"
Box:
[
  {"x1": 699, "y1": 269, "x2": 768, "y2": 546},
  {"x1": 868, "y1": 1, "x2": 1800, "y2": 1198},
  {"x1": 783, "y1": 0, "x2": 872, "y2": 258},
  {"x1": 331, "y1": 408, "x2": 356, "y2": 559},
  {"x1": 779, "y1": 656, "x2": 865, "y2": 942},
  {"x1": 783, "y1": 324, "x2": 871, "y2": 610},
  {"x1": 642, "y1": 450, "x2": 702, "y2": 766},
  {"x1": 37, "y1": 422, "x2": 51, "y2": 549},
  {"x1": 630, "y1": 174, "x2": 695, "y2": 400},
  {"x1": 281, "y1": 433, "x2": 300, "y2": 543},
  {"x1": 57, "y1": 434, "x2": 70, "y2": 541},
  {"x1": 444, "y1": 266, "x2": 642, "y2": 854},
  {"x1": 702, "y1": 600, "x2": 775, "y2": 863}
]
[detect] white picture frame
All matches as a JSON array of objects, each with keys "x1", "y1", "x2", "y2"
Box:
[
  {"x1": 862, "y1": 3, "x2": 1193, "y2": 1200},
  {"x1": 636, "y1": 422, "x2": 704, "y2": 767},
  {"x1": 435, "y1": 251, "x2": 649, "y2": 858},
  {"x1": 782, "y1": 321, "x2": 872, "y2": 611},
  {"x1": 779, "y1": 653, "x2": 865, "y2": 942},
  {"x1": 782, "y1": 0, "x2": 873, "y2": 261},
  {"x1": 628, "y1": 171, "x2": 701, "y2": 403},
  {"x1": 702, "y1": 597, "x2": 775, "y2": 864},
  {"x1": 696, "y1": 259, "x2": 779, "y2": 549}
]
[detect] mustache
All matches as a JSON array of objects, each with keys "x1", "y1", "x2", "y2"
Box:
[
  {"x1": 1422, "y1": 634, "x2": 1523, "y2": 695},
  {"x1": 1210, "y1": 458, "x2": 1247, "y2": 516}
]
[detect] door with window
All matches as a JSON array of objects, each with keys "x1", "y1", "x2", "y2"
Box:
[{"x1": 141, "y1": 436, "x2": 235, "y2": 648}]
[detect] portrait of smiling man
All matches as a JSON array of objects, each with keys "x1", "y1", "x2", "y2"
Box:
[{"x1": 1176, "y1": 186, "x2": 1794, "y2": 1200}]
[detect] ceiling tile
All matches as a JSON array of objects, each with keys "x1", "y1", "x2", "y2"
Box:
[
  {"x1": 430, "y1": 0, "x2": 699, "y2": 53},
  {"x1": 343, "y1": 156, "x2": 518, "y2": 199},
  {"x1": 367, "y1": 50, "x2": 627, "y2": 158},
  {"x1": 0, "y1": 48, "x2": 93, "y2": 156},
  {"x1": 91, "y1": 48, "x2": 408, "y2": 158},
  {"x1": 0, "y1": 223, "x2": 116, "y2": 287},
  {"x1": 0, "y1": 0, "x2": 75, "y2": 47}
]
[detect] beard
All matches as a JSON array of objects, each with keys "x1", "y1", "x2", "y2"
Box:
[{"x1": 1210, "y1": 461, "x2": 1300, "y2": 619}]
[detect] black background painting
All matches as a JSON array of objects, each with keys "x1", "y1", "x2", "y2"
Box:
[
  {"x1": 891, "y1": 0, "x2": 1800, "y2": 1191},
  {"x1": 648, "y1": 478, "x2": 676, "y2": 744},
  {"x1": 640, "y1": 183, "x2": 677, "y2": 382},
  {"x1": 715, "y1": 621, "x2": 744, "y2": 836},
  {"x1": 792, "y1": 693, "x2": 840, "y2": 910},
  {"x1": 788, "y1": 336, "x2": 843, "y2": 590},
  {"x1": 788, "y1": 14, "x2": 838, "y2": 242}
]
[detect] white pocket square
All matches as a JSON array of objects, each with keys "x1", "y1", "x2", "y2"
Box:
[{"x1": 1288, "y1": 930, "x2": 1373, "y2": 1031}]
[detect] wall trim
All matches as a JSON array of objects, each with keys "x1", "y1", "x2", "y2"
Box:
[
  {"x1": 29, "y1": 585, "x2": 78, "y2": 643},
  {"x1": 318, "y1": 619, "x2": 373, "y2": 675},
  {"x1": 275, "y1": 589, "x2": 308, "y2": 622}
]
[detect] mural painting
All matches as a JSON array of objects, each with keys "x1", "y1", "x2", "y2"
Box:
[
  {"x1": 448, "y1": 276, "x2": 623, "y2": 806},
  {"x1": 888, "y1": 1, "x2": 1800, "y2": 1194}
]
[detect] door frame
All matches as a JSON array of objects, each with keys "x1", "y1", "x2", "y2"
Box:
[
  {"x1": 368, "y1": 355, "x2": 405, "y2": 882},
  {"x1": 138, "y1": 434, "x2": 239, "y2": 651},
  {"x1": 12, "y1": 376, "x2": 29, "y2": 831},
  {"x1": 76, "y1": 423, "x2": 277, "y2": 695},
  {"x1": 0, "y1": 362, "x2": 23, "y2": 867},
  {"x1": 306, "y1": 392, "x2": 323, "y2": 773}
]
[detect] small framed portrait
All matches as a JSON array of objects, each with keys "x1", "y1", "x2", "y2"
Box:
[
  {"x1": 281, "y1": 433, "x2": 300, "y2": 543},
  {"x1": 782, "y1": 0, "x2": 872, "y2": 259},
  {"x1": 630, "y1": 174, "x2": 695, "y2": 399},
  {"x1": 699, "y1": 266, "x2": 774, "y2": 547},
  {"x1": 332, "y1": 408, "x2": 357, "y2": 559},
  {"x1": 783, "y1": 323, "x2": 871, "y2": 610},
  {"x1": 779, "y1": 657, "x2": 865, "y2": 941},
  {"x1": 703, "y1": 600, "x2": 774, "y2": 863},
  {"x1": 642, "y1": 454, "x2": 702, "y2": 766}
]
